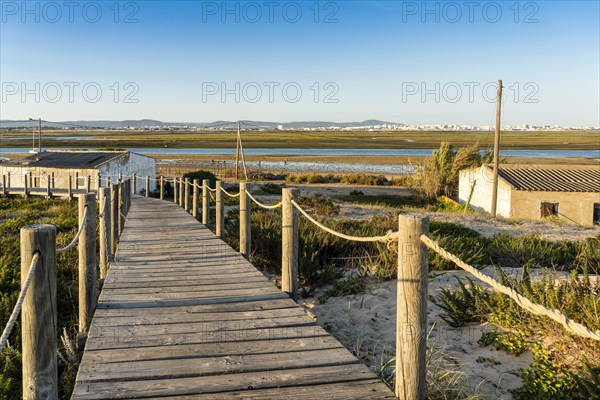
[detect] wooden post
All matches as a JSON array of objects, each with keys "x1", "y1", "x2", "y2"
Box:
[
  {"x1": 24, "y1": 177, "x2": 28, "y2": 198},
  {"x1": 46, "y1": 176, "x2": 51, "y2": 198},
  {"x1": 192, "y1": 179, "x2": 199, "y2": 219},
  {"x1": 118, "y1": 182, "x2": 124, "y2": 235},
  {"x1": 145, "y1": 176, "x2": 149, "y2": 197},
  {"x1": 29, "y1": 171, "x2": 33, "y2": 187},
  {"x1": 179, "y1": 177, "x2": 184, "y2": 207},
  {"x1": 7, "y1": 171, "x2": 10, "y2": 187},
  {"x1": 2, "y1": 175, "x2": 5, "y2": 196},
  {"x1": 491, "y1": 79, "x2": 503, "y2": 217},
  {"x1": 160, "y1": 176, "x2": 164, "y2": 200},
  {"x1": 96, "y1": 172, "x2": 101, "y2": 189},
  {"x1": 124, "y1": 179, "x2": 131, "y2": 212},
  {"x1": 86, "y1": 176, "x2": 91, "y2": 193},
  {"x1": 173, "y1": 177, "x2": 178, "y2": 204},
  {"x1": 20, "y1": 224, "x2": 58, "y2": 400},
  {"x1": 110, "y1": 183, "x2": 119, "y2": 254},
  {"x1": 184, "y1": 178, "x2": 190, "y2": 212},
  {"x1": 239, "y1": 181, "x2": 251, "y2": 259},
  {"x1": 281, "y1": 188, "x2": 298, "y2": 302},
  {"x1": 216, "y1": 180, "x2": 224, "y2": 238},
  {"x1": 51, "y1": 172, "x2": 55, "y2": 188},
  {"x1": 99, "y1": 187, "x2": 111, "y2": 279},
  {"x1": 202, "y1": 179, "x2": 210, "y2": 225},
  {"x1": 78, "y1": 193, "x2": 97, "y2": 334},
  {"x1": 131, "y1": 173, "x2": 136, "y2": 195},
  {"x1": 395, "y1": 215, "x2": 429, "y2": 400},
  {"x1": 118, "y1": 173, "x2": 122, "y2": 183},
  {"x1": 68, "y1": 176, "x2": 72, "y2": 199},
  {"x1": 75, "y1": 171, "x2": 79, "y2": 188}
]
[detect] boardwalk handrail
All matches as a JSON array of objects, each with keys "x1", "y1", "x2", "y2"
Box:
[
  {"x1": 291, "y1": 199, "x2": 398, "y2": 243},
  {"x1": 57, "y1": 206, "x2": 88, "y2": 253},
  {"x1": 420, "y1": 234, "x2": 600, "y2": 341},
  {"x1": 0, "y1": 253, "x2": 40, "y2": 349},
  {"x1": 246, "y1": 190, "x2": 283, "y2": 209},
  {"x1": 220, "y1": 186, "x2": 241, "y2": 198}
]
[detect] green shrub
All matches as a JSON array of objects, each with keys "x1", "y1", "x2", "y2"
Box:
[{"x1": 182, "y1": 170, "x2": 217, "y2": 187}]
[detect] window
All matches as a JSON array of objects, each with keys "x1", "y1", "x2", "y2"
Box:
[
  {"x1": 540, "y1": 202, "x2": 559, "y2": 218},
  {"x1": 594, "y1": 204, "x2": 600, "y2": 225}
]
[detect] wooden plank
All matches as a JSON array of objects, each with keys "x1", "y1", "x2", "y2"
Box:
[{"x1": 72, "y1": 196, "x2": 394, "y2": 399}]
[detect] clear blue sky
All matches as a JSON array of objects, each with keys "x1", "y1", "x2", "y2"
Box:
[{"x1": 1, "y1": 0, "x2": 599, "y2": 126}]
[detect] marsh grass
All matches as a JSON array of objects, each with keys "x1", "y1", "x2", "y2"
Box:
[{"x1": 0, "y1": 196, "x2": 80, "y2": 399}]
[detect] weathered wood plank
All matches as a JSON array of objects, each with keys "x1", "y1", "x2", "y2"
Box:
[{"x1": 72, "y1": 196, "x2": 394, "y2": 399}]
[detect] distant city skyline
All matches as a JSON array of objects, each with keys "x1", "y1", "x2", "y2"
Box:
[{"x1": 1, "y1": 1, "x2": 599, "y2": 126}]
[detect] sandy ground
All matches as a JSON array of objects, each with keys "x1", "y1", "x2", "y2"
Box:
[{"x1": 302, "y1": 270, "x2": 535, "y2": 400}]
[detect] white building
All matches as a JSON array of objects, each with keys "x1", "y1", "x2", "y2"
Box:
[
  {"x1": 0, "y1": 150, "x2": 156, "y2": 194},
  {"x1": 459, "y1": 164, "x2": 600, "y2": 226}
]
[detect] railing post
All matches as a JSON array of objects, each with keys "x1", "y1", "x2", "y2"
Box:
[
  {"x1": 202, "y1": 179, "x2": 210, "y2": 225},
  {"x1": 179, "y1": 177, "x2": 184, "y2": 207},
  {"x1": 145, "y1": 176, "x2": 150, "y2": 197},
  {"x1": 96, "y1": 172, "x2": 101, "y2": 189},
  {"x1": 216, "y1": 180, "x2": 224, "y2": 238},
  {"x1": 68, "y1": 176, "x2": 72, "y2": 199},
  {"x1": 173, "y1": 177, "x2": 178, "y2": 204},
  {"x1": 86, "y1": 175, "x2": 91, "y2": 193},
  {"x1": 184, "y1": 178, "x2": 190, "y2": 212},
  {"x1": 7, "y1": 171, "x2": 10, "y2": 187},
  {"x1": 24, "y1": 177, "x2": 28, "y2": 198},
  {"x1": 160, "y1": 176, "x2": 164, "y2": 200},
  {"x1": 29, "y1": 171, "x2": 33, "y2": 188},
  {"x1": 396, "y1": 215, "x2": 429, "y2": 400},
  {"x1": 51, "y1": 172, "x2": 55, "y2": 188},
  {"x1": 78, "y1": 193, "x2": 97, "y2": 334},
  {"x1": 20, "y1": 224, "x2": 58, "y2": 400},
  {"x1": 46, "y1": 176, "x2": 51, "y2": 198},
  {"x1": 99, "y1": 187, "x2": 111, "y2": 279},
  {"x1": 281, "y1": 188, "x2": 298, "y2": 302},
  {"x1": 192, "y1": 179, "x2": 199, "y2": 219},
  {"x1": 2, "y1": 175, "x2": 6, "y2": 196},
  {"x1": 118, "y1": 182, "x2": 124, "y2": 235},
  {"x1": 110, "y1": 183, "x2": 119, "y2": 254},
  {"x1": 131, "y1": 173, "x2": 136, "y2": 195},
  {"x1": 239, "y1": 181, "x2": 251, "y2": 259}
]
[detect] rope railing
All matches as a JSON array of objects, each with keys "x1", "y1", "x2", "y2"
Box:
[
  {"x1": 0, "y1": 253, "x2": 40, "y2": 349},
  {"x1": 220, "y1": 187, "x2": 241, "y2": 198},
  {"x1": 290, "y1": 199, "x2": 398, "y2": 243},
  {"x1": 420, "y1": 234, "x2": 600, "y2": 342},
  {"x1": 57, "y1": 206, "x2": 88, "y2": 254},
  {"x1": 246, "y1": 190, "x2": 282, "y2": 209}
]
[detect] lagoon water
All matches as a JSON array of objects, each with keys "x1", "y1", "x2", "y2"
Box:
[{"x1": 1, "y1": 147, "x2": 598, "y2": 175}]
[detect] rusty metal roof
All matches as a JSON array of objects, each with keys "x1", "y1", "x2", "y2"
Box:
[
  {"x1": 487, "y1": 165, "x2": 600, "y2": 192},
  {"x1": 2, "y1": 151, "x2": 128, "y2": 169}
]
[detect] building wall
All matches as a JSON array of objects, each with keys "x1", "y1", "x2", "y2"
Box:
[
  {"x1": 511, "y1": 190, "x2": 600, "y2": 226},
  {"x1": 0, "y1": 152, "x2": 156, "y2": 193},
  {"x1": 459, "y1": 166, "x2": 512, "y2": 217},
  {"x1": 97, "y1": 152, "x2": 156, "y2": 194}
]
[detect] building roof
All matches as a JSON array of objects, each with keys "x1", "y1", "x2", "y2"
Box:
[
  {"x1": 1, "y1": 150, "x2": 128, "y2": 169},
  {"x1": 484, "y1": 165, "x2": 600, "y2": 193}
]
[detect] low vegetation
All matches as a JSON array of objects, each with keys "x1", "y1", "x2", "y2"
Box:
[{"x1": 0, "y1": 197, "x2": 81, "y2": 399}]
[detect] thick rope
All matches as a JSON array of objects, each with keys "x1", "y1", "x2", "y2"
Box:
[
  {"x1": 220, "y1": 187, "x2": 241, "y2": 198},
  {"x1": 420, "y1": 234, "x2": 600, "y2": 341},
  {"x1": 246, "y1": 190, "x2": 283, "y2": 210},
  {"x1": 57, "y1": 206, "x2": 88, "y2": 254},
  {"x1": 0, "y1": 253, "x2": 40, "y2": 348},
  {"x1": 291, "y1": 200, "x2": 398, "y2": 243},
  {"x1": 207, "y1": 186, "x2": 217, "y2": 192}
]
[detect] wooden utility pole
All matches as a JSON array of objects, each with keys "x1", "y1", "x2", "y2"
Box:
[
  {"x1": 37, "y1": 118, "x2": 42, "y2": 153},
  {"x1": 235, "y1": 121, "x2": 241, "y2": 179},
  {"x1": 490, "y1": 79, "x2": 503, "y2": 218}
]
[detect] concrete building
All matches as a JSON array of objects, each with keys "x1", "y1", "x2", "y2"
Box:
[
  {"x1": 459, "y1": 164, "x2": 600, "y2": 226},
  {"x1": 0, "y1": 150, "x2": 156, "y2": 194}
]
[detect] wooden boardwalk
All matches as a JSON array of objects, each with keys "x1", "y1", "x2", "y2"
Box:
[{"x1": 72, "y1": 196, "x2": 395, "y2": 399}]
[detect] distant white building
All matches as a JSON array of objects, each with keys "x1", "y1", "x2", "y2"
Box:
[
  {"x1": 459, "y1": 164, "x2": 600, "y2": 226},
  {"x1": 0, "y1": 150, "x2": 156, "y2": 194}
]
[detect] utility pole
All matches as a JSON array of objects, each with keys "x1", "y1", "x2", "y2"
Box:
[
  {"x1": 235, "y1": 121, "x2": 241, "y2": 179},
  {"x1": 490, "y1": 80, "x2": 503, "y2": 218},
  {"x1": 38, "y1": 118, "x2": 42, "y2": 153}
]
